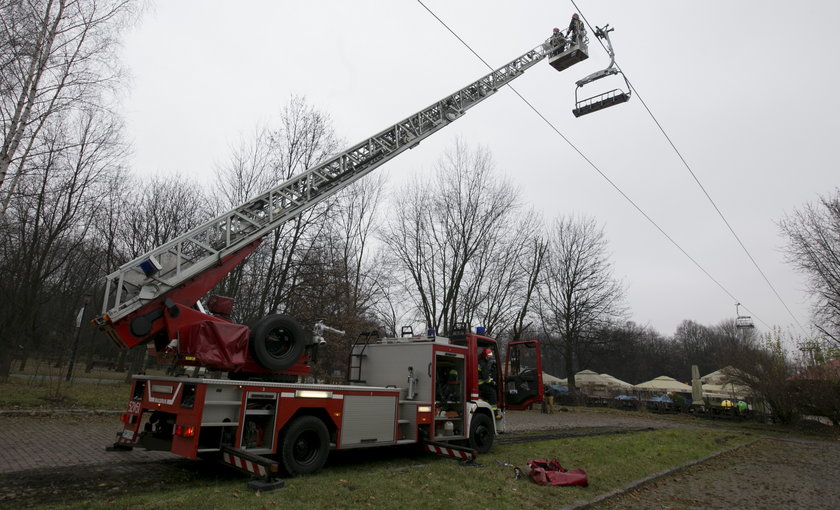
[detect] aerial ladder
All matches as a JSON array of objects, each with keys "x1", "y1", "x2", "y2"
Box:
[{"x1": 93, "y1": 25, "x2": 591, "y2": 378}]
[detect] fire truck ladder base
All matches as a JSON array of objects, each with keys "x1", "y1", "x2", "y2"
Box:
[{"x1": 221, "y1": 446, "x2": 285, "y2": 492}]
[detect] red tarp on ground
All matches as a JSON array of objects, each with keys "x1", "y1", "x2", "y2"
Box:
[{"x1": 528, "y1": 459, "x2": 589, "y2": 487}]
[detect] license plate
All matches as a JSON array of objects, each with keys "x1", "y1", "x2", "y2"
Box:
[{"x1": 121, "y1": 429, "x2": 135, "y2": 441}]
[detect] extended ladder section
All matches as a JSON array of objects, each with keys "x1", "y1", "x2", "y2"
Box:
[{"x1": 97, "y1": 34, "x2": 578, "y2": 329}]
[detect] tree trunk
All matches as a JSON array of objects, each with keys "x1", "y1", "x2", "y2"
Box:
[
  {"x1": 564, "y1": 336, "x2": 576, "y2": 391},
  {"x1": 0, "y1": 347, "x2": 12, "y2": 380},
  {"x1": 115, "y1": 350, "x2": 126, "y2": 372}
]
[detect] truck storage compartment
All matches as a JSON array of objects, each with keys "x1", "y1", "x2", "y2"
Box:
[{"x1": 339, "y1": 394, "x2": 398, "y2": 447}]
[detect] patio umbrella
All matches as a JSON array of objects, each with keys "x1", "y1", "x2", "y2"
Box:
[{"x1": 634, "y1": 376, "x2": 692, "y2": 393}]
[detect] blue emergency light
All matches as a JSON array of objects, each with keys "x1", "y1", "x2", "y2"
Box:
[{"x1": 139, "y1": 256, "x2": 162, "y2": 277}]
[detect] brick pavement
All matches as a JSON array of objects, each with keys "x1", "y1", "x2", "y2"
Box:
[
  {"x1": 0, "y1": 408, "x2": 678, "y2": 506},
  {"x1": 0, "y1": 415, "x2": 173, "y2": 474},
  {"x1": 0, "y1": 407, "x2": 678, "y2": 474}
]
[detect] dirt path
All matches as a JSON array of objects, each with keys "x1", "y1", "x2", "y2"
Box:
[{"x1": 590, "y1": 438, "x2": 840, "y2": 510}]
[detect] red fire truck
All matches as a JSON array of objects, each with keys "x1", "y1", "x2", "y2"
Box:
[
  {"x1": 112, "y1": 328, "x2": 543, "y2": 487},
  {"x1": 98, "y1": 25, "x2": 591, "y2": 489}
]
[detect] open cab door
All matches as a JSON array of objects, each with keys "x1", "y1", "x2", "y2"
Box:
[{"x1": 503, "y1": 340, "x2": 543, "y2": 411}]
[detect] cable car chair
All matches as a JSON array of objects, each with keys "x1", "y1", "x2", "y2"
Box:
[
  {"x1": 735, "y1": 303, "x2": 755, "y2": 329},
  {"x1": 572, "y1": 25, "x2": 631, "y2": 117}
]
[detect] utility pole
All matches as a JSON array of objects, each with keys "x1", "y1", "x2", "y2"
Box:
[{"x1": 65, "y1": 294, "x2": 91, "y2": 382}]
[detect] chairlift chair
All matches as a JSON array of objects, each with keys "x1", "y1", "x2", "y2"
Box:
[
  {"x1": 735, "y1": 316, "x2": 755, "y2": 329},
  {"x1": 572, "y1": 25, "x2": 631, "y2": 117},
  {"x1": 734, "y1": 303, "x2": 755, "y2": 329}
]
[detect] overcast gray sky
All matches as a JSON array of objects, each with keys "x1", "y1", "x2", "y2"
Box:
[{"x1": 117, "y1": 1, "x2": 839, "y2": 339}]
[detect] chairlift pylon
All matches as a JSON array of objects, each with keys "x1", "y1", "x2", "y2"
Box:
[{"x1": 572, "y1": 25, "x2": 631, "y2": 118}]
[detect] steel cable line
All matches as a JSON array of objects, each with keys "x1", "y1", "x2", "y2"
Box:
[
  {"x1": 415, "y1": 0, "x2": 769, "y2": 329},
  {"x1": 570, "y1": 0, "x2": 806, "y2": 334}
]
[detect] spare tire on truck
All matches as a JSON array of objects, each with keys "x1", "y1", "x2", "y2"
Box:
[{"x1": 250, "y1": 314, "x2": 306, "y2": 371}]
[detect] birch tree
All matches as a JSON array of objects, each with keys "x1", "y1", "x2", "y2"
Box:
[{"x1": 0, "y1": 0, "x2": 136, "y2": 212}]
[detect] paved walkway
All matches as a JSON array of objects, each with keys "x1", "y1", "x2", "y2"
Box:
[{"x1": 0, "y1": 415, "x2": 172, "y2": 474}]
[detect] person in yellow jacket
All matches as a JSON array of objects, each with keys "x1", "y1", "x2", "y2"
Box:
[{"x1": 544, "y1": 385, "x2": 555, "y2": 414}]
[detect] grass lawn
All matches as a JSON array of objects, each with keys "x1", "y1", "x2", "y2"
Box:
[
  {"x1": 0, "y1": 375, "x2": 129, "y2": 410},
  {"x1": 45, "y1": 428, "x2": 752, "y2": 510}
]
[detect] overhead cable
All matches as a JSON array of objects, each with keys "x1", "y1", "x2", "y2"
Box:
[
  {"x1": 416, "y1": 0, "x2": 770, "y2": 329},
  {"x1": 570, "y1": 0, "x2": 806, "y2": 334}
]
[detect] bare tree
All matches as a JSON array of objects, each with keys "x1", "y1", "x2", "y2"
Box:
[
  {"x1": 779, "y1": 188, "x2": 840, "y2": 344},
  {"x1": 458, "y1": 210, "x2": 543, "y2": 337},
  {"x1": 214, "y1": 127, "x2": 276, "y2": 211},
  {"x1": 328, "y1": 174, "x2": 387, "y2": 318},
  {"x1": 0, "y1": 105, "x2": 127, "y2": 377},
  {"x1": 726, "y1": 327, "x2": 799, "y2": 424},
  {"x1": 212, "y1": 96, "x2": 342, "y2": 323},
  {"x1": 289, "y1": 175, "x2": 389, "y2": 381},
  {"x1": 538, "y1": 215, "x2": 626, "y2": 390},
  {"x1": 381, "y1": 140, "x2": 524, "y2": 335},
  {"x1": 0, "y1": 0, "x2": 137, "y2": 212},
  {"x1": 583, "y1": 321, "x2": 670, "y2": 384},
  {"x1": 117, "y1": 173, "x2": 209, "y2": 259},
  {"x1": 510, "y1": 236, "x2": 548, "y2": 342}
]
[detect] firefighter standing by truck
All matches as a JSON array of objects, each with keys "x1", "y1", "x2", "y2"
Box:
[{"x1": 478, "y1": 348, "x2": 500, "y2": 418}]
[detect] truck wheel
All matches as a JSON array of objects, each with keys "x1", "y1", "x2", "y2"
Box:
[
  {"x1": 251, "y1": 314, "x2": 306, "y2": 371},
  {"x1": 468, "y1": 413, "x2": 494, "y2": 454},
  {"x1": 280, "y1": 416, "x2": 330, "y2": 476}
]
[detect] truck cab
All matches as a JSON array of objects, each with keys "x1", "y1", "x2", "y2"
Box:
[{"x1": 349, "y1": 327, "x2": 543, "y2": 453}]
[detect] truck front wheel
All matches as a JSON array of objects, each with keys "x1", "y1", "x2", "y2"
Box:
[
  {"x1": 279, "y1": 416, "x2": 329, "y2": 476},
  {"x1": 468, "y1": 413, "x2": 494, "y2": 454}
]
